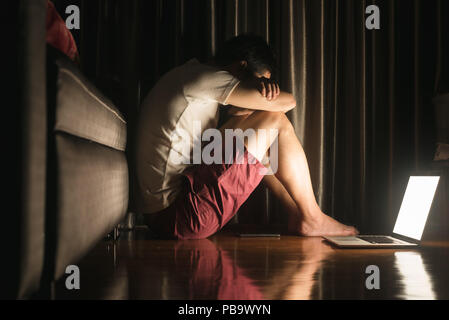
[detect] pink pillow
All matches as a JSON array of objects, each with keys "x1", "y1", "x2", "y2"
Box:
[{"x1": 46, "y1": 1, "x2": 79, "y2": 61}]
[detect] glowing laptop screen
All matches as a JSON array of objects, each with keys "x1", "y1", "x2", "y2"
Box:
[{"x1": 392, "y1": 176, "x2": 440, "y2": 241}]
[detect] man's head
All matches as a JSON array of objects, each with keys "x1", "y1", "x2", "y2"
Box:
[{"x1": 214, "y1": 34, "x2": 276, "y2": 80}]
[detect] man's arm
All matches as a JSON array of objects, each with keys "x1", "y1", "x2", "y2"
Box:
[
  {"x1": 227, "y1": 107, "x2": 255, "y2": 116},
  {"x1": 226, "y1": 78, "x2": 296, "y2": 113}
]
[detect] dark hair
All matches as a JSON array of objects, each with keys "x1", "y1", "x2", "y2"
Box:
[{"x1": 214, "y1": 34, "x2": 276, "y2": 76}]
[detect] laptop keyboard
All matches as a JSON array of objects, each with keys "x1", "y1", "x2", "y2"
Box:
[{"x1": 357, "y1": 236, "x2": 398, "y2": 244}]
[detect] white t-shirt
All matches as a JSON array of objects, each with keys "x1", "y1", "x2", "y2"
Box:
[{"x1": 135, "y1": 59, "x2": 240, "y2": 213}]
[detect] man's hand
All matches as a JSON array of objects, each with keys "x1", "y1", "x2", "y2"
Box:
[
  {"x1": 258, "y1": 77, "x2": 280, "y2": 101},
  {"x1": 226, "y1": 77, "x2": 296, "y2": 113},
  {"x1": 226, "y1": 77, "x2": 280, "y2": 116}
]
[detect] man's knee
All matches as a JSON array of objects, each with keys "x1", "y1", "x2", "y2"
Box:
[
  {"x1": 225, "y1": 110, "x2": 293, "y2": 136},
  {"x1": 251, "y1": 110, "x2": 291, "y2": 130}
]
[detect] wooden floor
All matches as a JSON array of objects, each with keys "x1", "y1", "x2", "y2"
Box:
[{"x1": 54, "y1": 225, "x2": 449, "y2": 300}]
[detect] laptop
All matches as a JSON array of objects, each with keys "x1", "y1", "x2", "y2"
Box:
[{"x1": 323, "y1": 176, "x2": 440, "y2": 248}]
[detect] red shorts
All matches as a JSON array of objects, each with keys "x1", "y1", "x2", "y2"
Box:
[{"x1": 146, "y1": 147, "x2": 267, "y2": 240}]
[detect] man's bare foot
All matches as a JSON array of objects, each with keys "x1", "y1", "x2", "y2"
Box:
[{"x1": 289, "y1": 211, "x2": 359, "y2": 236}]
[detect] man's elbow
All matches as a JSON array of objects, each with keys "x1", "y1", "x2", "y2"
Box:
[
  {"x1": 283, "y1": 96, "x2": 297, "y2": 112},
  {"x1": 289, "y1": 97, "x2": 297, "y2": 108}
]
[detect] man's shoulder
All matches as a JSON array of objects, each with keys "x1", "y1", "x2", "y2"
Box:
[
  {"x1": 155, "y1": 59, "x2": 208, "y2": 85},
  {"x1": 180, "y1": 59, "x2": 228, "y2": 77},
  {"x1": 157, "y1": 59, "x2": 228, "y2": 88}
]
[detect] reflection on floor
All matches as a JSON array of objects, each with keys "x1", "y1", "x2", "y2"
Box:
[{"x1": 54, "y1": 225, "x2": 449, "y2": 300}]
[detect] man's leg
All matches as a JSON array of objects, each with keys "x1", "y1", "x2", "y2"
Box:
[
  {"x1": 221, "y1": 111, "x2": 358, "y2": 236},
  {"x1": 261, "y1": 174, "x2": 301, "y2": 234}
]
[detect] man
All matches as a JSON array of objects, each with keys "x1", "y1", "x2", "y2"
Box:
[{"x1": 135, "y1": 34, "x2": 358, "y2": 239}]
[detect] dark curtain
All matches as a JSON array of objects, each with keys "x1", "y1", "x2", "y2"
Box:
[{"x1": 53, "y1": 0, "x2": 449, "y2": 233}]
